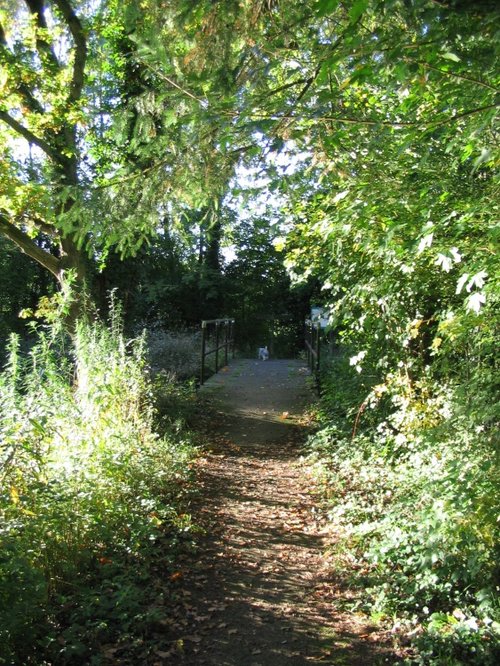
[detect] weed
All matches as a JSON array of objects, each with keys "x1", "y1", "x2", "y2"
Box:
[
  {"x1": 0, "y1": 311, "x2": 197, "y2": 663},
  {"x1": 146, "y1": 326, "x2": 201, "y2": 380},
  {"x1": 307, "y1": 353, "x2": 500, "y2": 664}
]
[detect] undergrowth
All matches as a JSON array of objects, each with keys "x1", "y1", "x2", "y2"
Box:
[
  {"x1": 147, "y1": 326, "x2": 201, "y2": 380},
  {"x1": 307, "y1": 354, "x2": 499, "y2": 665},
  {"x1": 0, "y1": 311, "x2": 198, "y2": 665}
]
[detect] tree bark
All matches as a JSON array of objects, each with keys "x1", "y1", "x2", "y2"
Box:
[{"x1": 0, "y1": 213, "x2": 61, "y2": 277}]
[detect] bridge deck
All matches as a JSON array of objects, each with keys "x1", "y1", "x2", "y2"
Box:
[{"x1": 200, "y1": 358, "x2": 311, "y2": 446}]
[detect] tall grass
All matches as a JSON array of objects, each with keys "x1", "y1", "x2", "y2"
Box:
[
  {"x1": 0, "y1": 312, "x2": 196, "y2": 664},
  {"x1": 147, "y1": 326, "x2": 201, "y2": 380}
]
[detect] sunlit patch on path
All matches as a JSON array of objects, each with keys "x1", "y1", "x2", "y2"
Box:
[{"x1": 163, "y1": 359, "x2": 396, "y2": 665}]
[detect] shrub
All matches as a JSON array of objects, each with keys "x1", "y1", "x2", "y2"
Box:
[
  {"x1": 146, "y1": 326, "x2": 201, "y2": 380},
  {"x1": 0, "y1": 313, "x2": 197, "y2": 664},
  {"x1": 307, "y1": 354, "x2": 500, "y2": 664}
]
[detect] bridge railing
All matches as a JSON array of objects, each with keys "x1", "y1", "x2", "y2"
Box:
[
  {"x1": 200, "y1": 318, "x2": 235, "y2": 385},
  {"x1": 305, "y1": 318, "x2": 321, "y2": 379}
]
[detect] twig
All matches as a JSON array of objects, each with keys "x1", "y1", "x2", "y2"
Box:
[{"x1": 351, "y1": 399, "x2": 367, "y2": 440}]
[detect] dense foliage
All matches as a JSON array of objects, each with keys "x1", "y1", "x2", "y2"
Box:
[
  {"x1": 307, "y1": 353, "x2": 499, "y2": 663},
  {"x1": 0, "y1": 0, "x2": 498, "y2": 663},
  {"x1": 267, "y1": 2, "x2": 500, "y2": 662},
  {"x1": 0, "y1": 310, "x2": 197, "y2": 663}
]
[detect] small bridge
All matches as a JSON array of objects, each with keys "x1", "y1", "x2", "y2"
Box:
[{"x1": 200, "y1": 316, "x2": 324, "y2": 387}]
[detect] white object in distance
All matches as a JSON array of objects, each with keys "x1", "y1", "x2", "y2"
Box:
[{"x1": 258, "y1": 346, "x2": 269, "y2": 360}]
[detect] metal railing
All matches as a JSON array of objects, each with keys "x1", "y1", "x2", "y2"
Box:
[
  {"x1": 200, "y1": 318, "x2": 235, "y2": 385},
  {"x1": 305, "y1": 318, "x2": 321, "y2": 379}
]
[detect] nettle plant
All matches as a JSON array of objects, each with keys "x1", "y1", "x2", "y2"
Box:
[{"x1": 0, "y1": 309, "x2": 196, "y2": 663}]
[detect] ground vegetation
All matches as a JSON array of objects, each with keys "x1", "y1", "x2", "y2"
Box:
[{"x1": 0, "y1": 0, "x2": 498, "y2": 663}]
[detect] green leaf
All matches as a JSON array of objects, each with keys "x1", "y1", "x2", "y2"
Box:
[
  {"x1": 163, "y1": 109, "x2": 177, "y2": 127},
  {"x1": 442, "y1": 52, "x2": 461, "y2": 62},
  {"x1": 349, "y1": 0, "x2": 369, "y2": 23},
  {"x1": 315, "y1": 0, "x2": 340, "y2": 17}
]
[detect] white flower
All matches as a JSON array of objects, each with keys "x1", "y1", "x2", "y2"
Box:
[{"x1": 349, "y1": 350, "x2": 367, "y2": 366}]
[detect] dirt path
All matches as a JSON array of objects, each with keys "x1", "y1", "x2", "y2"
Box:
[{"x1": 163, "y1": 359, "x2": 396, "y2": 665}]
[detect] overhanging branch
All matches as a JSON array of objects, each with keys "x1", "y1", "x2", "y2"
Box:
[
  {"x1": 0, "y1": 19, "x2": 46, "y2": 114},
  {"x1": 405, "y1": 57, "x2": 499, "y2": 93},
  {"x1": 0, "y1": 212, "x2": 61, "y2": 277},
  {"x1": 271, "y1": 13, "x2": 365, "y2": 137},
  {"x1": 240, "y1": 101, "x2": 500, "y2": 129},
  {"x1": 25, "y1": 0, "x2": 61, "y2": 71},
  {"x1": 0, "y1": 111, "x2": 61, "y2": 161},
  {"x1": 432, "y1": 102, "x2": 500, "y2": 127}
]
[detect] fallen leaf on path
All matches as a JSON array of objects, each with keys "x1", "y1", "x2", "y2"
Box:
[{"x1": 169, "y1": 571, "x2": 183, "y2": 581}]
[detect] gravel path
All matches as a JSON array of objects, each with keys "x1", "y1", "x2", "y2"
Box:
[{"x1": 163, "y1": 359, "x2": 396, "y2": 665}]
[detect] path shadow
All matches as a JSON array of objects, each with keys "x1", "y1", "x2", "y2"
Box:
[
  {"x1": 206, "y1": 412, "x2": 308, "y2": 462},
  {"x1": 169, "y1": 518, "x2": 396, "y2": 666},
  {"x1": 160, "y1": 359, "x2": 397, "y2": 665}
]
